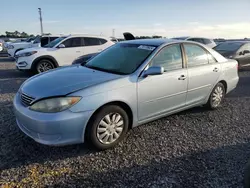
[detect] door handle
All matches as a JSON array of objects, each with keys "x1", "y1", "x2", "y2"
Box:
[
  {"x1": 98, "y1": 49, "x2": 102, "y2": 51},
  {"x1": 178, "y1": 75, "x2": 186, "y2": 80},
  {"x1": 76, "y1": 51, "x2": 80, "y2": 53},
  {"x1": 213, "y1": 67, "x2": 219, "y2": 72}
]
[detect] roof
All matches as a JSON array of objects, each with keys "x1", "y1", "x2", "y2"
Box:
[
  {"x1": 220, "y1": 40, "x2": 250, "y2": 44},
  {"x1": 68, "y1": 34, "x2": 110, "y2": 39},
  {"x1": 121, "y1": 38, "x2": 179, "y2": 46}
]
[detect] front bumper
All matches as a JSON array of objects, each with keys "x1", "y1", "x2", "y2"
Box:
[
  {"x1": 13, "y1": 93, "x2": 93, "y2": 146},
  {"x1": 16, "y1": 56, "x2": 34, "y2": 70}
]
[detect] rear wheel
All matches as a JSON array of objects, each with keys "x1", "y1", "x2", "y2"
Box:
[
  {"x1": 206, "y1": 82, "x2": 225, "y2": 109},
  {"x1": 86, "y1": 105, "x2": 129, "y2": 150},
  {"x1": 35, "y1": 59, "x2": 55, "y2": 74}
]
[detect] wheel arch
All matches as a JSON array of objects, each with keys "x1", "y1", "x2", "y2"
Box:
[
  {"x1": 84, "y1": 100, "x2": 134, "y2": 141},
  {"x1": 31, "y1": 55, "x2": 59, "y2": 70},
  {"x1": 218, "y1": 80, "x2": 227, "y2": 93}
]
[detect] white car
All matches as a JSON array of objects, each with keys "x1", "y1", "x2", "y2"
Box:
[
  {"x1": 15, "y1": 34, "x2": 115, "y2": 73},
  {"x1": 7, "y1": 35, "x2": 60, "y2": 58},
  {"x1": 172, "y1": 37, "x2": 217, "y2": 48}
]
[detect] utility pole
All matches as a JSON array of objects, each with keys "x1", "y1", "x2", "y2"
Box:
[
  {"x1": 112, "y1": 29, "x2": 115, "y2": 37},
  {"x1": 38, "y1": 8, "x2": 43, "y2": 35}
]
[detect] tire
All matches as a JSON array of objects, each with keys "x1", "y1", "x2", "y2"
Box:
[
  {"x1": 86, "y1": 105, "x2": 129, "y2": 150},
  {"x1": 206, "y1": 82, "x2": 225, "y2": 109},
  {"x1": 35, "y1": 59, "x2": 55, "y2": 74}
]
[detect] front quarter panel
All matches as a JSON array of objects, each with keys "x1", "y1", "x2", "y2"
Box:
[{"x1": 68, "y1": 76, "x2": 138, "y2": 127}]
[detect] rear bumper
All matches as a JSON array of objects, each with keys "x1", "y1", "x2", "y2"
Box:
[{"x1": 227, "y1": 76, "x2": 239, "y2": 94}]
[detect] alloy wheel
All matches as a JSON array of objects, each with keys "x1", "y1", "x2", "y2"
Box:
[
  {"x1": 37, "y1": 61, "x2": 54, "y2": 73},
  {"x1": 97, "y1": 113, "x2": 124, "y2": 144},
  {"x1": 212, "y1": 86, "x2": 223, "y2": 107}
]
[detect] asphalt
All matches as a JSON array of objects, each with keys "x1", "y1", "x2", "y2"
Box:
[{"x1": 0, "y1": 57, "x2": 250, "y2": 187}]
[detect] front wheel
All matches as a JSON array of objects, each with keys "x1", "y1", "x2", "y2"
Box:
[
  {"x1": 35, "y1": 59, "x2": 55, "y2": 74},
  {"x1": 86, "y1": 105, "x2": 129, "y2": 150},
  {"x1": 206, "y1": 82, "x2": 225, "y2": 109}
]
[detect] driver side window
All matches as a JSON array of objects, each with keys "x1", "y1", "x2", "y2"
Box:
[{"x1": 150, "y1": 44, "x2": 183, "y2": 71}]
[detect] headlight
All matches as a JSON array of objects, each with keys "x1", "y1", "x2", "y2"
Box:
[
  {"x1": 30, "y1": 97, "x2": 81, "y2": 113},
  {"x1": 8, "y1": 45, "x2": 14, "y2": 49},
  {"x1": 17, "y1": 51, "x2": 37, "y2": 58}
]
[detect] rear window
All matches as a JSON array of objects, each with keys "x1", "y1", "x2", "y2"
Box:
[{"x1": 214, "y1": 42, "x2": 244, "y2": 52}]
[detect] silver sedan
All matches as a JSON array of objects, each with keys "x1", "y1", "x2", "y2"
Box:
[{"x1": 13, "y1": 39, "x2": 239, "y2": 150}]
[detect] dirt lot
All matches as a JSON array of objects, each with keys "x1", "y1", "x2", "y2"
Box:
[{"x1": 1, "y1": 57, "x2": 250, "y2": 187}]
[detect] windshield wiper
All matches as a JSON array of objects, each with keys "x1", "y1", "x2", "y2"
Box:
[{"x1": 84, "y1": 64, "x2": 125, "y2": 75}]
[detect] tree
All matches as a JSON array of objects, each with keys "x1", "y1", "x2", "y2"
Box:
[{"x1": 20, "y1": 32, "x2": 28, "y2": 38}]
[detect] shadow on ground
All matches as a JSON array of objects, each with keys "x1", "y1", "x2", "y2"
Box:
[{"x1": 50, "y1": 142, "x2": 250, "y2": 187}]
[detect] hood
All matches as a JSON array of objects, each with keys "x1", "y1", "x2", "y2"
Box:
[
  {"x1": 13, "y1": 42, "x2": 31, "y2": 46},
  {"x1": 16, "y1": 47, "x2": 45, "y2": 55},
  {"x1": 20, "y1": 65, "x2": 122, "y2": 99}
]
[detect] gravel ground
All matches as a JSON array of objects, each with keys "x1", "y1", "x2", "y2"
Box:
[{"x1": 0, "y1": 57, "x2": 250, "y2": 187}]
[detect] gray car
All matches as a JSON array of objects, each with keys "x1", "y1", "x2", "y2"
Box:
[{"x1": 13, "y1": 39, "x2": 239, "y2": 150}]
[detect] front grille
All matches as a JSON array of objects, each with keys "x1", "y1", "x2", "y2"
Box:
[{"x1": 20, "y1": 93, "x2": 35, "y2": 106}]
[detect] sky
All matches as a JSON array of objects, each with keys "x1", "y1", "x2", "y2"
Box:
[{"x1": 1, "y1": 0, "x2": 250, "y2": 39}]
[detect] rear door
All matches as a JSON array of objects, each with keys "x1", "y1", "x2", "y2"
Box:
[
  {"x1": 82, "y1": 37, "x2": 106, "y2": 55},
  {"x1": 183, "y1": 43, "x2": 221, "y2": 106},
  {"x1": 54, "y1": 37, "x2": 84, "y2": 66}
]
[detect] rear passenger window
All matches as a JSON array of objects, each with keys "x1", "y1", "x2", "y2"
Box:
[
  {"x1": 99, "y1": 38, "x2": 107, "y2": 44},
  {"x1": 203, "y1": 39, "x2": 212, "y2": 44},
  {"x1": 62, "y1": 37, "x2": 82, "y2": 48},
  {"x1": 150, "y1": 44, "x2": 183, "y2": 71},
  {"x1": 84, "y1": 37, "x2": 101, "y2": 46},
  {"x1": 184, "y1": 44, "x2": 209, "y2": 67}
]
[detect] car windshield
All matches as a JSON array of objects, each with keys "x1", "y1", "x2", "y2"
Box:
[
  {"x1": 84, "y1": 43, "x2": 157, "y2": 75},
  {"x1": 44, "y1": 37, "x2": 66, "y2": 48},
  {"x1": 214, "y1": 42, "x2": 244, "y2": 52},
  {"x1": 33, "y1": 36, "x2": 41, "y2": 44}
]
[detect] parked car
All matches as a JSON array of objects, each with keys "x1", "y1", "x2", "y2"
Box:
[
  {"x1": 0, "y1": 39, "x2": 4, "y2": 52},
  {"x1": 7, "y1": 35, "x2": 40, "y2": 57},
  {"x1": 172, "y1": 37, "x2": 217, "y2": 48},
  {"x1": 15, "y1": 34, "x2": 115, "y2": 73},
  {"x1": 72, "y1": 52, "x2": 99, "y2": 65},
  {"x1": 213, "y1": 41, "x2": 250, "y2": 69},
  {"x1": 7, "y1": 35, "x2": 60, "y2": 58},
  {"x1": 13, "y1": 38, "x2": 239, "y2": 150}
]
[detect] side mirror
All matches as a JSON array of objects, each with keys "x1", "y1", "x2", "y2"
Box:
[
  {"x1": 58, "y1": 44, "x2": 65, "y2": 48},
  {"x1": 143, "y1": 66, "x2": 164, "y2": 77}
]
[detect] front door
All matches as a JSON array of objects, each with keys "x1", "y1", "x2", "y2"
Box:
[
  {"x1": 54, "y1": 37, "x2": 83, "y2": 66},
  {"x1": 137, "y1": 44, "x2": 188, "y2": 121},
  {"x1": 183, "y1": 43, "x2": 221, "y2": 105}
]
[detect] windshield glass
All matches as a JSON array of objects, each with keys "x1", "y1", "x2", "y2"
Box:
[
  {"x1": 214, "y1": 42, "x2": 244, "y2": 52},
  {"x1": 44, "y1": 37, "x2": 66, "y2": 48},
  {"x1": 85, "y1": 43, "x2": 157, "y2": 75},
  {"x1": 33, "y1": 36, "x2": 41, "y2": 44}
]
